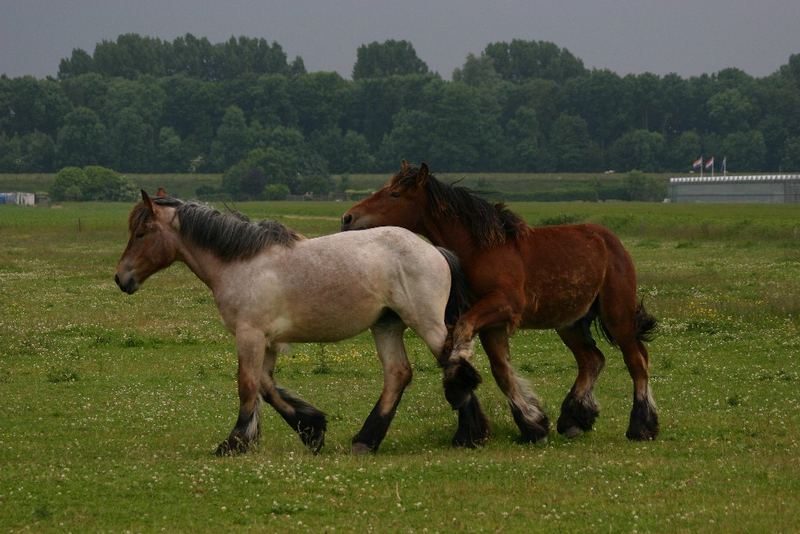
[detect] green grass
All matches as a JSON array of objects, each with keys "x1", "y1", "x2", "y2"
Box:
[
  {"x1": 1, "y1": 200, "x2": 799, "y2": 532},
  {"x1": 2, "y1": 171, "x2": 672, "y2": 201}
]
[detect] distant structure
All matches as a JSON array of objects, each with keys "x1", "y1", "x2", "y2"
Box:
[
  {"x1": 0, "y1": 192, "x2": 36, "y2": 206},
  {"x1": 668, "y1": 174, "x2": 800, "y2": 203}
]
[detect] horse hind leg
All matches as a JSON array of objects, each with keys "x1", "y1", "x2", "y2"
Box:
[
  {"x1": 479, "y1": 327, "x2": 549, "y2": 443},
  {"x1": 260, "y1": 343, "x2": 327, "y2": 453},
  {"x1": 351, "y1": 316, "x2": 413, "y2": 454},
  {"x1": 556, "y1": 318, "x2": 606, "y2": 438},
  {"x1": 601, "y1": 299, "x2": 659, "y2": 440},
  {"x1": 621, "y1": 339, "x2": 659, "y2": 440}
]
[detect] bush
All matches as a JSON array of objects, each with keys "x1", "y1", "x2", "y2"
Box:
[
  {"x1": 51, "y1": 167, "x2": 88, "y2": 200},
  {"x1": 50, "y1": 165, "x2": 137, "y2": 201}
]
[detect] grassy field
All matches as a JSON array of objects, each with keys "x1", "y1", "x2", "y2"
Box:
[
  {"x1": 0, "y1": 171, "x2": 673, "y2": 201},
  {"x1": 1, "y1": 200, "x2": 799, "y2": 532}
]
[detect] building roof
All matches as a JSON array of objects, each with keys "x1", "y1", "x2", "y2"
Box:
[{"x1": 670, "y1": 174, "x2": 800, "y2": 184}]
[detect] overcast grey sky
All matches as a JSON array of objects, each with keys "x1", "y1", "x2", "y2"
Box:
[{"x1": 1, "y1": 0, "x2": 798, "y2": 79}]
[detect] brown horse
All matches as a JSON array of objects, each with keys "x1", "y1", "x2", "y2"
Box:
[{"x1": 342, "y1": 162, "x2": 659, "y2": 442}]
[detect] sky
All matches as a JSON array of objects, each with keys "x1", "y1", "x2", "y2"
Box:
[{"x1": 1, "y1": 0, "x2": 799, "y2": 80}]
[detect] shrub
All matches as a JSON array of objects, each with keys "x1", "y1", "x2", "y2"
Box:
[{"x1": 50, "y1": 165, "x2": 136, "y2": 201}]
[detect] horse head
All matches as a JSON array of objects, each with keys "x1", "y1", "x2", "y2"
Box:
[
  {"x1": 341, "y1": 161, "x2": 430, "y2": 232},
  {"x1": 114, "y1": 190, "x2": 180, "y2": 294}
]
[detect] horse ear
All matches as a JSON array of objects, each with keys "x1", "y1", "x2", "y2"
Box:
[
  {"x1": 417, "y1": 162, "x2": 430, "y2": 186},
  {"x1": 401, "y1": 160, "x2": 409, "y2": 172},
  {"x1": 141, "y1": 189, "x2": 155, "y2": 214}
]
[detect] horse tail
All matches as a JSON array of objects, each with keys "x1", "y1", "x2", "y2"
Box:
[
  {"x1": 436, "y1": 247, "x2": 472, "y2": 326},
  {"x1": 634, "y1": 300, "x2": 658, "y2": 343},
  {"x1": 589, "y1": 298, "x2": 657, "y2": 346}
]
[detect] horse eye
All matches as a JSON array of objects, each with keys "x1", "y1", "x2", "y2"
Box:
[
  {"x1": 135, "y1": 232, "x2": 145, "y2": 239},
  {"x1": 389, "y1": 191, "x2": 401, "y2": 198}
]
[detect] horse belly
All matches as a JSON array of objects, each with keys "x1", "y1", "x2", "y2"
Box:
[
  {"x1": 521, "y1": 278, "x2": 601, "y2": 329},
  {"x1": 520, "y1": 230, "x2": 607, "y2": 329},
  {"x1": 273, "y1": 297, "x2": 383, "y2": 343}
]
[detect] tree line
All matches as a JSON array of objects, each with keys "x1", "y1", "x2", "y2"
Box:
[{"x1": 1, "y1": 34, "x2": 800, "y2": 196}]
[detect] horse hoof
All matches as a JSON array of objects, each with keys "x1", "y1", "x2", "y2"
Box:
[
  {"x1": 560, "y1": 426, "x2": 584, "y2": 439},
  {"x1": 452, "y1": 432, "x2": 489, "y2": 448},
  {"x1": 299, "y1": 428, "x2": 326, "y2": 454},
  {"x1": 351, "y1": 442, "x2": 374, "y2": 455},
  {"x1": 214, "y1": 437, "x2": 250, "y2": 456},
  {"x1": 626, "y1": 427, "x2": 659, "y2": 441}
]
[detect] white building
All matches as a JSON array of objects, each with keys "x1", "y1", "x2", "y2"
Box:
[{"x1": 668, "y1": 174, "x2": 800, "y2": 203}]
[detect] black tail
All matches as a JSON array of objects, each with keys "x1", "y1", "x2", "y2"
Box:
[
  {"x1": 587, "y1": 298, "x2": 657, "y2": 346},
  {"x1": 634, "y1": 300, "x2": 657, "y2": 342},
  {"x1": 437, "y1": 247, "x2": 472, "y2": 326}
]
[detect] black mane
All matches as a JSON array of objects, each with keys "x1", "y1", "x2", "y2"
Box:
[
  {"x1": 138, "y1": 197, "x2": 301, "y2": 261},
  {"x1": 394, "y1": 167, "x2": 528, "y2": 248}
]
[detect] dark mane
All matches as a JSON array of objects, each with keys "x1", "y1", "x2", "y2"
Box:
[
  {"x1": 133, "y1": 197, "x2": 302, "y2": 261},
  {"x1": 393, "y1": 166, "x2": 528, "y2": 248}
]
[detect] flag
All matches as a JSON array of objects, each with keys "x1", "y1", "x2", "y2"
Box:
[
  {"x1": 722, "y1": 157, "x2": 727, "y2": 173},
  {"x1": 705, "y1": 157, "x2": 714, "y2": 169},
  {"x1": 692, "y1": 156, "x2": 703, "y2": 169}
]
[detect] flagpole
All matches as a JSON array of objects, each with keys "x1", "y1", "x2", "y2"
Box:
[{"x1": 700, "y1": 156, "x2": 703, "y2": 178}]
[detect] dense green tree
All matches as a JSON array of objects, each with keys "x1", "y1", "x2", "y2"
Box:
[
  {"x1": 352, "y1": 40, "x2": 429, "y2": 80},
  {"x1": 483, "y1": 39, "x2": 586, "y2": 83},
  {"x1": 667, "y1": 130, "x2": 703, "y2": 170},
  {"x1": 210, "y1": 105, "x2": 251, "y2": 170},
  {"x1": 56, "y1": 107, "x2": 107, "y2": 167},
  {"x1": 504, "y1": 106, "x2": 541, "y2": 171},
  {"x1": 609, "y1": 129, "x2": 665, "y2": 172},
  {"x1": 290, "y1": 72, "x2": 350, "y2": 134},
  {"x1": 60, "y1": 73, "x2": 108, "y2": 113},
  {"x1": 309, "y1": 127, "x2": 374, "y2": 173},
  {"x1": 625, "y1": 73, "x2": 663, "y2": 131},
  {"x1": 547, "y1": 114, "x2": 601, "y2": 171},
  {"x1": 707, "y1": 88, "x2": 756, "y2": 133},
  {"x1": 562, "y1": 70, "x2": 630, "y2": 148},
  {"x1": 17, "y1": 131, "x2": 56, "y2": 171},
  {"x1": 378, "y1": 109, "x2": 435, "y2": 168},
  {"x1": 347, "y1": 74, "x2": 432, "y2": 150},
  {"x1": 57, "y1": 48, "x2": 94, "y2": 79},
  {"x1": 0, "y1": 77, "x2": 70, "y2": 136},
  {"x1": 3, "y1": 34, "x2": 800, "y2": 177},
  {"x1": 780, "y1": 136, "x2": 800, "y2": 170},
  {"x1": 108, "y1": 107, "x2": 154, "y2": 172},
  {"x1": 156, "y1": 127, "x2": 185, "y2": 172},
  {"x1": 721, "y1": 131, "x2": 767, "y2": 171},
  {"x1": 452, "y1": 53, "x2": 501, "y2": 87}
]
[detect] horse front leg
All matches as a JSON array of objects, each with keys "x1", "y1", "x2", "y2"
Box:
[
  {"x1": 450, "y1": 293, "x2": 550, "y2": 443},
  {"x1": 215, "y1": 326, "x2": 266, "y2": 456},
  {"x1": 260, "y1": 344, "x2": 327, "y2": 453},
  {"x1": 351, "y1": 319, "x2": 412, "y2": 454},
  {"x1": 442, "y1": 291, "x2": 523, "y2": 409}
]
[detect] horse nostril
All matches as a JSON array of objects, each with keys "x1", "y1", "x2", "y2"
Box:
[
  {"x1": 342, "y1": 213, "x2": 352, "y2": 225},
  {"x1": 114, "y1": 273, "x2": 121, "y2": 287}
]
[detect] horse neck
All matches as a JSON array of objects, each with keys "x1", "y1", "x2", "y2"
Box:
[
  {"x1": 173, "y1": 234, "x2": 226, "y2": 291},
  {"x1": 419, "y1": 213, "x2": 480, "y2": 260}
]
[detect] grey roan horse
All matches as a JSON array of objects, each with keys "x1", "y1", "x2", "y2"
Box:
[{"x1": 115, "y1": 191, "x2": 485, "y2": 455}]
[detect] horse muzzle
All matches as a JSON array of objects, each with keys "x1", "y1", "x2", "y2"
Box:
[
  {"x1": 341, "y1": 212, "x2": 370, "y2": 231},
  {"x1": 114, "y1": 272, "x2": 139, "y2": 294}
]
